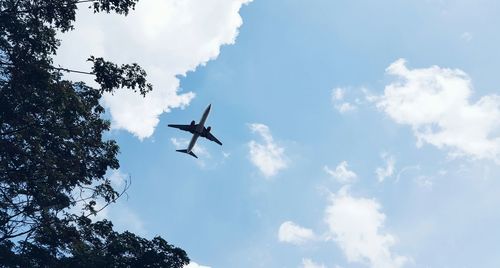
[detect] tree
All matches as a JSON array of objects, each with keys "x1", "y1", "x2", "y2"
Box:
[
  {"x1": 0, "y1": 0, "x2": 188, "y2": 266},
  {"x1": 0, "y1": 217, "x2": 188, "y2": 267}
]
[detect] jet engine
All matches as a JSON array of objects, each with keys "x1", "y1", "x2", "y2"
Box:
[
  {"x1": 190, "y1": 120, "x2": 195, "y2": 126},
  {"x1": 206, "y1": 126, "x2": 211, "y2": 132}
]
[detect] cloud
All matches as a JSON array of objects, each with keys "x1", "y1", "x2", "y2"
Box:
[
  {"x1": 184, "y1": 262, "x2": 211, "y2": 268},
  {"x1": 302, "y1": 258, "x2": 326, "y2": 268},
  {"x1": 324, "y1": 161, "x2": 357, "y2": 184},
  {"x1": 171, "y1": 137, "x2": 211, "y2": 167},
  {"x1": 102, "y1": 170, "x2": 146, "y2": 235},
  {"x1": 332, "y1": 88, "x2": 356, "y2": 113},
  {"x1": 108, "y1": 169, "x2": 128, "y2": 189},
  {"x1": 395, "y1": 165, "x2": 420, "y2": 183},
  {"x1": 248, "y1": 123, "x2": 287, "y2": 177},
  {"x1": 414, "y1": 175, "x2": 433, "y2": 190},
  {"x1": 460, "y1": 32, "x2": 472, "y2": 42},
  {"x1": 281, "y1": 168, "x2": 410, "y2": 267},
  {"x1": 108, "y1": 205, "x2": 147, "y2": 236},
  {"x1": 69, "y1": 169, "x2": 147, "y2": 235},
  {"x1": 375, "y1": 154, "x2": 395, "y2": 182},
  {"x1": 325, "y1": 187, "x2": 409, "y2": 268},
  {"x1": 377, "y1": 59, "x2": 500, "y2": 162},
  {"x1": 336, "y1": 102, "x2": 356, "y2": 113},
  {"x1": 57, "y1": 0, "x2": 252, "y2": 139},
  {"x1": 170, "y1": 137, "x2": 211, "y2": 158},
  {"x1": 278, "y1": 221, "x2": 316, "y2": 245},
  {"x1": 332, "y1": 88, "x2": 345, "y2": 101}
]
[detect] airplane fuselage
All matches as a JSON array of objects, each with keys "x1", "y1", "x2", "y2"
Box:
[
  {"x1": 187, "y1": 104, "x2": 211, "y2": 153},
  {"x1": 187, "y1": 134, "x2": 199, "y2": 153}
]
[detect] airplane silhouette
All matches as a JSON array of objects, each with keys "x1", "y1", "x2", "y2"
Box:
[{"x1": 168, "y1": 104, "x2": 222, "y2": 158}]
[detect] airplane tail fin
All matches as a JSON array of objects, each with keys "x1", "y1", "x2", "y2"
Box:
[{"x1": 176, "y1": 149, "x2": 198, "y2": 159}]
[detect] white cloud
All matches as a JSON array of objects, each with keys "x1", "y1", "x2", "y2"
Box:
[
  {"x1": 102, "y1": 170, "x2": 146, "y2": 235},
  {"x1": 324, "y1": 161, "x2": 357, "y2": 184},
  {"x1": 325, "y1": 187, "x2": 409, "y2": 268},
  {"x1": 395, "y1": 165, "x2": 420, "y2": 183},
  {"x1": 171, "y1": 137, "x2": 211, "y2": 167},
  {"x1": 108, "y1": 205, "x2": 147, "y2": 236},
  {"x1": 332, "y1": 88, "x2": 356, "y2": 113},
  {"x1": 184, "y1": 262, "x2": 211, "y2": 268},
  {"x1": 57, "y1": 0, "x2": 252, "y2": 139},
  {"x1": 69, "y1": 170, "x2": 146, "y2": 235},
  {"x1": 278, "y1": 221, "x2": 316, "y2": 245},
  {"x1": 170, "y1": 137, "x2": 211, "y2": 158},
  {"x1": 336, "y1": 102, "x2": 356, "y2": 113},
  {"x1": 302, "y1": 258, "x2": 326, "y2": 268},
  {"x1": 248, "y1": 123, "x2": 287, "y2": 177},
  {"x1": 109, "y1": 169, "x2": 127, "y2": 189},
  {"x1": 333, "y1": 87, "x2": 345, "y2": 101},
  {"x1": 377, "y1": 59, "x2": 500, "y2": 162},
  {"x1": 362, "y1": 87, "x2": 379, "y2": 103},
  {"x1": 414, "y1": 175, "x2": 433, "y2": 190},
  {"x1": 375, "y1": 154, "x2": 395, "y2": 182}
]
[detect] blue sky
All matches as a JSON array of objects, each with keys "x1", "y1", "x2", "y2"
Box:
[{"x1": 57, "y1": 0, "x2": 500, "y2": 267}]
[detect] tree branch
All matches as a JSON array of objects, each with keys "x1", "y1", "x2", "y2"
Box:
[{"x1": 53, "y1": 66, "x2": 94, "y2": 75}]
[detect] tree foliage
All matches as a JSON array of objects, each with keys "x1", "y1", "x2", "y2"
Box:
[
  {"x1": 0, "y1": 217, "x2": 188, "y2": 267},
  {"x1": 0, "y1": 0, "x2": 188, "y2": 266}
]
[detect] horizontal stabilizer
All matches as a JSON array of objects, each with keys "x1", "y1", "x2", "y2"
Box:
[{"x1": 176, "y1": 149, "x2": 198, "y2": 159}]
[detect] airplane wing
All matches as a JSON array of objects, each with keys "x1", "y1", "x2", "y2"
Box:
[
  {"x1": 201, "y1": 128, "x2": 222, "y2": 146},
  {"x1": 167, "y1": 124, "x2": 195, "y2": 133}
]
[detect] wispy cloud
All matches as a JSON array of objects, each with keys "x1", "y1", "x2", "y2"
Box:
[
  {"x1": 109, "y1": 205, "x2": 147, "y2": 236},
  {"x1": 108, "y1": 169, "x2": 128, "y2": 189},
  {"x1": 395, "y1": 165, "x2": 421, "y2": 183},
  {"x1": 170, "y1": 137, "x2": 211, "y2": 158},
  {"x1": 331, "y1": 87, "x2": 356, "y2": 113},
  {"x1": 336, "y1": 102, "x2": 356, "y2": 113},
  {"x1": 302, "y1": 258, "x2": 326, "y2": 268},
  {"x1": 170, "y1": 137, "x2": 211, "y2": 167},
  {"x1": 222, "y1": 151, "x2": 231, "y2": 158},
  {"x1": 324, "y1": 161, "x2": 357, "y2": 184},
  {"x1": 375, "y1": 153, "x2": 395, "y2": 182},
  {"x1": 414, "y1": 175, "x2": 434, "y2": 190},
  {"x1": 71, "y1": 169, "x2": 147, "y2": 236},
  {"x1": 248, "y1": 123, "x2": 288, "y2": 177},
  {"x1": 278, "y1": 221, "x2": 316, "y2": 245},
  {"x1": 333, "y1": 87, "x2": 345, "y2": 101}
]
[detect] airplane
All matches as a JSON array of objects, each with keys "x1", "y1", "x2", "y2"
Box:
[{"x1": 168, "y1": 104, "x2": 222, "y2": 158}]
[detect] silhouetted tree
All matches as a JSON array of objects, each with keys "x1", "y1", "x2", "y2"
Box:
[
  {"x1": 0, "y1": 0, "x2": 188, "y2": 266},
  {"x1": 0, "y1": 217, "x2": 188, "y2": 267}
]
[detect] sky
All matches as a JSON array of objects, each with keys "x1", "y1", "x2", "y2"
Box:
[{"x1": 56, "y1": 0, "x2": 500, "y2": 267}]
